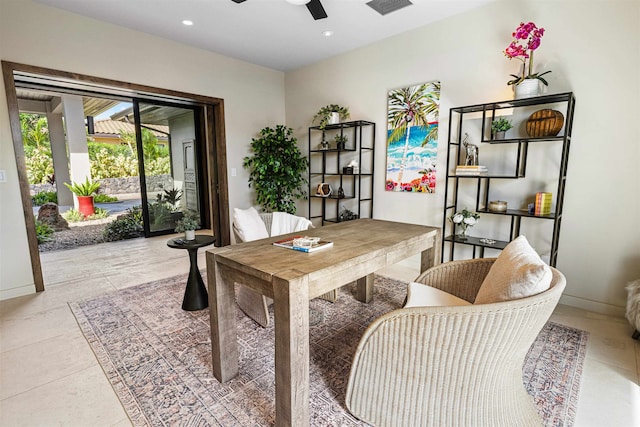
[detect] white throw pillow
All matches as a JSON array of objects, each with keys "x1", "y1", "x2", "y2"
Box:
[
  {"x1": 474, "y1": 235, "x2": 552, "y2": 304},
  {"x1": 404, "y1": 282, "x2": 472, "y2": 308},
  {"x1": 233, "y1": 207, "x2": 269, "y2": 242}
]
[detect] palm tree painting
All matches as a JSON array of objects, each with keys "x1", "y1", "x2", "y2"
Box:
[{"x1": 386, "y1": 81, "x2": 440, "y2": 193}]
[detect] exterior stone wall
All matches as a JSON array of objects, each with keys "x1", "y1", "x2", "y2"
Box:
[{"x1": 30, "y1": 175, "x2": 173, "y2": 195}]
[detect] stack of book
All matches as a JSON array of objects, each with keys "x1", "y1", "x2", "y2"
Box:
[
  {"x1": 534, "y1": 192, "x2": 552, "y2": 215},
  {"x1": 455, "y1": 165, "x2": 488, "y2": 176}
]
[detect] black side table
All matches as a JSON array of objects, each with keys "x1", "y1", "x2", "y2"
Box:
[{"x1": 167, "y1": 234, "x2": 216, "y2": 311}]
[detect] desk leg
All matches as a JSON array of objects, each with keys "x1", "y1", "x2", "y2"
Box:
[
  {"x1": 273, "y1": 273, "x2": 309, "y2": 427},
  {"x1": 355, "y1": 273, "x2": 374, "y2": 303},
  {"x1": 207, "y1": 252, "x2": 238, "y2": 383},
  {"x1": 182, "y1": 248, "x2": 209, "y2": 311},
  {"x1": 420, "y1": 229, "x2": 442, "y2": 273}
]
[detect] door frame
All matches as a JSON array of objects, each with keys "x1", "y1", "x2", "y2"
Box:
[{"x1": 2, "y1": 60, "x2": 230, "y2": 293}]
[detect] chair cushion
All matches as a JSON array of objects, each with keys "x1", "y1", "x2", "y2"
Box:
[
  {"x1": 270, "y1": 212, "x2": 313, "y2": 236},
  {"x1": 474, "y1": 235, "x2": 552, "y2": 304},
  {"x1": 233, "y1": 207, "x2": 269, "y2": 242},
  {"x1": 404, "y1": 282, "x2": 472, "y2": 308}
]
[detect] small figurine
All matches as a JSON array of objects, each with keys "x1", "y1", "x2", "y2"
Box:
[
  {"x1": 463, "y1": 133, "x2": 479, "y2": 166},
  {"x1": 337, "y1": 187, "x2": 345, "y2": 198}
]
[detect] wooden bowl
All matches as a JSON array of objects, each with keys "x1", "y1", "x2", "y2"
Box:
[{"x1": 526, "y1": 109, "x2": 564, "y2": 137}]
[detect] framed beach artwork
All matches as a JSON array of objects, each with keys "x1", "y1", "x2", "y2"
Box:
[{"x1": 385, "y1": 81, "x2": 440, "y2": 193}]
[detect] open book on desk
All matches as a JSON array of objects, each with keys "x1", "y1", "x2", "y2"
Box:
[{"x1": 273, "y1": 236, "x2": 333, "y2": 253}]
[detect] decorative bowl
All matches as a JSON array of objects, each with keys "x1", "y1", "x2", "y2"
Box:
[{"x1": 488, "y1": 200, "x2": 508, "y2": 212}]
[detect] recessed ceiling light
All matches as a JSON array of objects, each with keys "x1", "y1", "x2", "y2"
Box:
[
  {"x1": 182, "y1": 20, "x2": 194, "y2": 26},
  {"x1": 322, "y1": 30, "x2": 333, "y2": 37}
]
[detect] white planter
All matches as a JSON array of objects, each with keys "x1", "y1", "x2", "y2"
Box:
[
  {"x1": 514, "y1": 79, "x2": 541, "y2": 99},
  {"x1": 328, "y1": 112, "x2": 340, "y2": 125},
  {"x1": 185, "y1": 230, "x2": 195, "y2": 241}
]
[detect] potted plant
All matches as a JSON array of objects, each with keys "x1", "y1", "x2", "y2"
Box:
[
  {"x1": 313, "y1": 104, "x2": 350, "y2": 130},
  {"x1": 504, "y1": 21, "x2": 551, "y2": 98},
  {"x1": 174, "y1": 210, "x2": 200, "y2": 241},
  {"x1": 334, "y1": 134, "x2": 348, "y2": 150},
  {"x1": 449, "y1": 208, "x2": 480, "y2": 240},
  {"x1": 64, "y1": 177, "x2": 100, "y2": 217},
  {"x1": 491, "y1": 118, "x2": 513, "y2": 140},
  {"x1": 243, "y1": 125, "x2": 308, "y2": 214}
]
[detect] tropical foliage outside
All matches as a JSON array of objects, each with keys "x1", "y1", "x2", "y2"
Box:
[{"x1": 21, "y1": 113, "x2": 170, "y2": 184}]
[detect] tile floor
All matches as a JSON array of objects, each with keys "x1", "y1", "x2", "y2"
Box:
[{"x1": 1, "y1": 235, "x2": 639, "y2": 426}]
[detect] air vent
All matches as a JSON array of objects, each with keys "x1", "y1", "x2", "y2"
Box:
[{"x1": 366, "y1": 0, "x2": 413, "y2": 16}]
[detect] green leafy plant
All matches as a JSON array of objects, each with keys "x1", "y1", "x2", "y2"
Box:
[
  {"x1": 32, "y1": 191, "x2": 58, "y2": 205},
  {"x1": 88, "y1": 207, "x2": 110, "y2": 220},
  {"x1": 64, "y1": 177, "x2": 100, "y2": 197},
  {"x1": 243, "y1": 125, "x2": 308, "y2": 214},
  {"x1": 313, "y1": 104, "x2": 350, "y2": 130},
  {"x1": 34, "y1": 219, "x2": 54, "y2": 244},
  {"x1": 174, "y1": 210, "x2": 201, "y2": 232},
  {"x1": 63, "y1": 209, "x2": 85, "y2": 223},
  {"x1": 156, "y1": 188, "x2": 182, "y2": 210},
  {"x1": 103, "y1": 206, "x2": 144, "y2": 241},
  {"x1": 491, "y1": 118, "x2": 513, "y2": 133},
  {"x1": 147, "y1": 201, "x2": 171, "y2": 227},
  {"x1": 93, "y1": 194, "x2": 118, "y2": 203},
  {"x1": 334, "y1": 134, "x2": 348, "y2": 149}
]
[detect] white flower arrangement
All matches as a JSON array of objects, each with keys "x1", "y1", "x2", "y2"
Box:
[{"x1": 449, "y1": 208, "x2": 480, "y2": 238}]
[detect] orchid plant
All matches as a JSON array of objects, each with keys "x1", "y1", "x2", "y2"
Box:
[{"x1": 504, "y1": 22, "x2": 551, "y2": 86}]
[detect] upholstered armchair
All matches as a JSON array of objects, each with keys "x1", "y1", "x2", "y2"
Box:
[
  {"x1": 233, "y1": 209, "x2": 337, "y2": 327},
  {"x1": 345, "y1": 256, "x2": 566, "y2": 426}
]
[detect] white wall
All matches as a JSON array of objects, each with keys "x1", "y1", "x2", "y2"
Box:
[
  {"x1": 0, "y1": 0, "x2": 285, "y2": 298},
  {"x1": 285, "y1": 0, "x2": 640, "y2": 315}
]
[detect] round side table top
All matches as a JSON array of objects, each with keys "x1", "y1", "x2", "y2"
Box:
[{"x1": 167, "y1": 234, "x2": 216, "y2": 250}]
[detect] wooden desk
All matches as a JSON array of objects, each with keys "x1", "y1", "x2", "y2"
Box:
[{"x1": 206, "y1": 219, "x2": 440, "y2": 426}]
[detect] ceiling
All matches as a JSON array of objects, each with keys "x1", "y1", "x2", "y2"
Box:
[{"x1": 36, "y1": 0, "x2": 492, "y2": 71}]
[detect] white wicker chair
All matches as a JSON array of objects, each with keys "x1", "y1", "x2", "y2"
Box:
[
  {"x1": 345, "y1": 258, "x2": 566, "y2": 427},
  {"x1": 233, "y1": 212, "x2": 337, "y2": 327}
]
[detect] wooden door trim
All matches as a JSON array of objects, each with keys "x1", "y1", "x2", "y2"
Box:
[{"x1": 1, "y1": 60, "x2": 230, "y2": 293}]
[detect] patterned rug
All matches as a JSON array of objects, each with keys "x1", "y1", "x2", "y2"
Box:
[{"x1": 70, "y1": 274, "x2": 588, "y2": 427}]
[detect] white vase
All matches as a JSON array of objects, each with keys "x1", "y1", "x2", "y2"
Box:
[
  {"x1": 328, "y1": 112, "x2": 340, "y2": 125},
  {"x1": 514, "y1": 79, "x2": 541, "y2": 99},
  {"x1": 185, "y1": 230, "x2": 195, "y2": 241}
]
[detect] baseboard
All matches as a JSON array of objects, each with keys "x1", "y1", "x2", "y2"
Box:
[
  {"x1": 559, "y1": 294, "x2": 626, "y2": 318},
  {"x1": 0, "y1": 283, "x2": 36, "y2": 300}
]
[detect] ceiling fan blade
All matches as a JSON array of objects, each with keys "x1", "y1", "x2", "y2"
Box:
[{"x1": 306, "y1": 0, "x2": 327, "y2": 20}]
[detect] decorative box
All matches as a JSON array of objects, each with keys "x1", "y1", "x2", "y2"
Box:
[
  {"x1": 342, "y1": 166, "x2": 354, "y2": 174},
  {"x1": 534, "y1": 192, "x2": 552, "y2": 216}
]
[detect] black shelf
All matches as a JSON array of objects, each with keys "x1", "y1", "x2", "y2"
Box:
[
  {"x1": 310, "y1": 148, "x2": 357, "y2": 153},
  {"x1": 477, "y1": 208, "x2": 556, "y2": 220},
  {"x1": 444, "y1": 235, "x2": 509, "y2": 250},
  {"x1": 451, "y1": 92, "x2": 574, "y2": 114},
  {"x1": 480, "y1": 135, "x2": 566, "y2": 144},
  {"x1": 308, "y1": 120, "x2": 375, "y2": 226},
  {"x1": 443, "y1": 92, "x2": 575, "y2": 266},
  {"x1": 309, "y1": 120, "x2": 375, "y2": 131}
]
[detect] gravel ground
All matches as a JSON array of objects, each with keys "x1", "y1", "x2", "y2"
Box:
[
  {"x1": 37, "y1": 215, "x2": 144, "y2": 252},
  {"x1": 36, "y1": 197, "x2": 144, "y2": 252},
  {"x1": 38, "y1": 223, "x2": 110, "y2": 252}
]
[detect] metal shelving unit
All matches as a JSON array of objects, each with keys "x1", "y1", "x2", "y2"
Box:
[
  {"x1": 443, "y1": 92, "x2": 576, "y2": 266},
  {"x1": 308, "y1": 120, "x2": 375, "y2": 225}
]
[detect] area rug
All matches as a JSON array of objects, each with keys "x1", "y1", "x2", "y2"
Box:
[{"x1": 70, "y1": 274, "x2": 588, "y2": 427}]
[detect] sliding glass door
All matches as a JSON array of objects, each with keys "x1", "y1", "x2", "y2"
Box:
[{"x1": 133, "y1": 100, "x2": 203, "y2": 236}]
